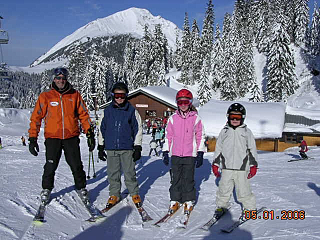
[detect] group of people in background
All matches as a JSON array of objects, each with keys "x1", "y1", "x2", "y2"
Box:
[{"x1": 25, "y1": 67, "x2": 310, "y2": 223}]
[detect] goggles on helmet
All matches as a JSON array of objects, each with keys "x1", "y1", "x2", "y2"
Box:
[
  {"x1": 54, "y1": 68, "x2": 68, "y2": 76},
  {"x1": 228, "y1": 114, "x2": 242, "y2": 120},
  {"x1": 112, "y1": 92, "x2": 127, "y2": 99},
  {"x1": 177, "y1": 99, "x2": 192, "y2": 106}
]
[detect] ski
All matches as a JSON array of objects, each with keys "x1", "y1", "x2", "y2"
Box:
[
  {"x1": 221, "y1": 207, "x2": 266, "y2": 233},
  {"x1": 153, "y1": 205, "x2": 181, "y2": 227},
  {"x1": 288, "y1": 157, "x2": 314, "y2": 162},
  {"x1": 83, "y1": 202, "x2": 105, "y2": 222},
  {"x1": 200, "y1": 208, "x2": 229, "y2": 231},
  {"x1": 33, "y1": 203, "x2": 47, "y2": 223},
  {"x1": 136, "y1": 206, "x2": 153, "y2": 222}
]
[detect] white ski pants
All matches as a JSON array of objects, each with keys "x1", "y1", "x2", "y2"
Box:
[{"x1": 216, "y1": 169, "x2": 256, "y2": 210}]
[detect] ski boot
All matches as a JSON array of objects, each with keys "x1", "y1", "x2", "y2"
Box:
[
  {"x1": 183, "y1": 201, "x2": 195, "y2": 215},
  {"x1": 132, "y1": 194, "x2": 142, "y2": 208},
  {"x1": 76, "y1": 188, "x2": 90, "y2": 205},
  {"x1": 40, "y1": 189, "x2": 51, "y2": 205},
  {"x1": 101, "y1": 195, "x2": 120, "y2": 213},
  {"x1": 214, "y1": 207, "x2": 228, "y2": 218},
  {"x1": 169, "y1": 201, "x2": 180, "y2": 214}
]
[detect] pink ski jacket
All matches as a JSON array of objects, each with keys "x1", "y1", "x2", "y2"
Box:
[{"x1": 162, "y1": 110, "x2": 206, "y2": 157}]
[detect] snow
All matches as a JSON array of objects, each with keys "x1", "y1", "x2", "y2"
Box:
[{"x1": 0, "y1": 106, "x2": 320, "y2": 240}]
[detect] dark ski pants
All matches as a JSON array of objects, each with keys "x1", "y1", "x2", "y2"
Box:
[
  {"x1": 149, "y1": 148, "x2": 158, "y2": 156},
  {"x1": 42, "y1": 136, "x2": 86, "y2": 191},
  {"x1": 299, "y1": 151, "x2": 308, "y2": 159},
  {"x1": 169, "y1": 156, "x2": 196, "y2": 203}
]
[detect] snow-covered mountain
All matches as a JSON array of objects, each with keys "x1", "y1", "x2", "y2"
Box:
[{"x1": 31, "y1": 7, "x2": 182, "y2": 67}]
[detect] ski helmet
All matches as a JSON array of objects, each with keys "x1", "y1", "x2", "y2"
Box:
[
  {"x1": 176, "y1": 89, "x2": 193, "y2": 101},
  {"x1": 227, "y1": 103, "x2": 246, "y2": 118},
  {"x1": 53, "y1": 67, "x2": 69, "y2": 77},
  {"x1": 111, "y1": 82, "x2": 129, "y2": 93}
]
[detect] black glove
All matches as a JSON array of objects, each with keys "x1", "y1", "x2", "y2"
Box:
[
  {"x1": 28, "y1": 137, "x2": 39, "y2": 156},
  {"x1": 132, "y1": 145, "x2": 142, "y2": 162},
  {"x1": 162, "y1": 151, "x2": 169, "y2": 166},
  {"x1": 195, "y1": 151, "x2": 204, "y2": 168},
  {"x1": 98, "y1": 145, "x2": 107, "y2": 161},
  {"x1": 86, "y1": 126, "x2": 96, "y2": 152}
]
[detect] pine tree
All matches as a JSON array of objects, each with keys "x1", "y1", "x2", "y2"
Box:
[
  {"x1": 40, "y1": 70, "x2": 51, "y2": 92},
  {"x1": 307, "y1": 2, "x2": 320, "y2": 55},
  {"x1": 211, "y1": 24, "x2": 223, "y2": 92},
  {"x1": 201, "y1": 0, "x2": 215, "y2": 59},
  {"x1": 266, "y1": 22, "x2": 298, "y2": 102},
  {"x1": 191, "y1": 19, "x2": 202, "y2": 85},
  {"x1": 197, "y1": 56, "x2": 212, "y2": 105},
  {"x1": 180, "y1": 12, "x2": 192, "y2": 86}
]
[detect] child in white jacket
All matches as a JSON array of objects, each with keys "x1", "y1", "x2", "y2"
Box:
[{"x1": 212, "y1": 103, "x2": 258, "y2": 218}]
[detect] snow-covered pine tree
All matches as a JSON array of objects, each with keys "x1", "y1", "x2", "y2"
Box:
[
  {"x1": 266, "y1": 22, "x2": 298, "y2": 102},
  {"x1": 219, "y1": 13, "x2": 238, "y2": 101},
  {"x1": 201, "y1": 0, "x2": 214, "y2": 60},
  {"x1": 40, "y1": 69, "x2": 51, "y2": 92},
  {"x1": 307, "y1": 1, "x2": 320, "y2": 56},
  {"x1": 180, "y1": 12, "x2": 192, "y2": 86},
  {"x1": 211, "y1": 24, "x2": 223, "y2": 93},
  {"x1": 191, "y1": 19, "x2": 202, "y2": 85},
  {"x1": 197, "y1": 56, "x2": 212, "y2": 105},
  {"x1": 68, "y1": 45, "x2": 87, "y2": 92}
]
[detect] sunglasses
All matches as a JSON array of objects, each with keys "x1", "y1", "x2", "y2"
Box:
[
  {"x1": 229, "y1": 114, "x2": 242, "y2": 120},
  {"x1": 54, "y1": 68, "x2": 68, "y2": 76},
  {"x1": 55, "y1": 76, "x2": 67, "y2": 80},
  {"x1": 112, "y1": 93, "x2": 127, "y2": 99},
  {"x1": 177, "y1": 99, "x2": 192, "y2": 106}
]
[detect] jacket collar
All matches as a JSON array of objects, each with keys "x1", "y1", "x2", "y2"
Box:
[{"x1": 51, "y1": 81, "x2": 72, "y2": 94}]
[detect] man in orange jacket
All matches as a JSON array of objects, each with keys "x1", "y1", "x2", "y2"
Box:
[{"x1": 28, "y1": 67, "x2": 95, "y2": 205}]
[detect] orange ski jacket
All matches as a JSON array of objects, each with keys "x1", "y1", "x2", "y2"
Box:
[{"x1": 28, "y1": 83, "x2": 91, "y2": 139}]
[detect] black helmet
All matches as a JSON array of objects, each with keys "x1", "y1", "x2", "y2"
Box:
[
  {"x1": 111, "y1": 82, "x2": 129, "y2": 93},
  {"x1": 227, "y1": 103, "x2": 246, "y2": 118}
]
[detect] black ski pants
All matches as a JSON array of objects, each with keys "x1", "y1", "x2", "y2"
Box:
[
  {"x1": 169, "y1": 156, "x2": 196, "y2": 203},
  {"x1": 42, "y1": 136, "x2": 86, "y2": 191}
]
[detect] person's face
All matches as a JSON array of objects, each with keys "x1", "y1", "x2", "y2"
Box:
[
  {"x1": 114, "y1": 89, "x2": 126, "y2": 105},
  {"x1": 177, "y1": 97, "x2": 191, "y2": 112},
  {"x1": 228, "y1": 112, "x2": 242, "y2": 127},
  {"x1": 54, "y1": 74, "x2": 67, "y2": 89}
]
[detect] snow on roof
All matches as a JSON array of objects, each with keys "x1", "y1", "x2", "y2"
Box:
[
  {"x1": 198, "y1": 99, "x2": 286, "y2": 139},
  {"x1": 129, "y1": 86, "x2": 200, "y2": 107}
]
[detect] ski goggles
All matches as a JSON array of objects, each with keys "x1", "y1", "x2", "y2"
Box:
[
  {"x1": 112, "y1": 92, "x2": 127, "y2": 99},
  {"x1": 54, "y1": 67, "x2": 68, "y2": 76},
  {"x1": 177, "y1": 99, "x2": 192, "y2": 106},
  {"x1": 54, "y1": 76, "x2": 67, "y2": 80},
  {"x1": 228, "y1": 114, "x2": 242, "y2": 120}
]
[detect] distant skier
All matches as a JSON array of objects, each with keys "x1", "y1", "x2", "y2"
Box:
[
  {"x1": 0, "y1": 137, "x2": 2, "y2": 149},
  {"x1": 149, "y1": 138, "x2": 159, "y2": 156},
  {"x1": 162, "y1": 88, "x2": 206, "y2": 216},
  {"x1": 212, "y1": 103, "x2": 258, "y2": 220},
  {"x1": 28, "y1": 67, "x2": 95, "y2": 205},
  {"x1": 299, "y1": 139, "x2": 308, "y2": 159}
]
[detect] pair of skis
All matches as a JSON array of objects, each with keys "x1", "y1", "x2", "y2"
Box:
[
  {"x1": 200, "y1": 206, "x2": 266, "y2": 233},
  {"x1": 153, "y1": 203, "x2": 193, "y2": 229},
  {"x1": 288, "y1": 157, "x2": 314, "y2": 162}
]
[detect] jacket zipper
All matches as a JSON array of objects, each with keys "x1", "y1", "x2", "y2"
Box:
[{"x1": 60, "y1": 95, "x2": 65, "y2": 139}]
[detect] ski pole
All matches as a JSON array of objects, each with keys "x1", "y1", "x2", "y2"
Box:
[
  {"x1": 91, "y1": 151, "x2": 96, "y2": 178},
  {"x1": 87, "y1": 151, "x2": 91, "y2": 179}
]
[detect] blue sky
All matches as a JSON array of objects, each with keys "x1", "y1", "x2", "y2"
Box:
[{"x1": 0, "y1": 0, "x2": 319, "y2": 67}]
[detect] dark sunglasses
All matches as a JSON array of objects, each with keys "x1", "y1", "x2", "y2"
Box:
[
  {"x1": 177, "y1": 99, "x2": 192, "y2": 106},
  {"x1": 54, "y1": 67, "x2": 68, "y2": 76},
  {"x1": 55, "y1": 76, "x2": 67, "y2": 80},
  {"x1": 112, "y1": 93, "x2": 127, "y2": 99},
  {"x1": 229, "y1": 114, "x2": 242, "y2": 120}
]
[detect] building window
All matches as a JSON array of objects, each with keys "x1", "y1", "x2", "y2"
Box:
[
  {"x1": 283, "y1": 133, "x2": 302, "y2": 143},
  {"x1": 146, "y1": 110, "x2": 157, "y2": 117},
  {"x1": 164, "y1": 111, "x2": 174, "y2": 117}
]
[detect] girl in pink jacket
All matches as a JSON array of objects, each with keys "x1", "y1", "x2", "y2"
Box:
[{"x1": 162, "y1": 89, "x2": 206, "y2": 217}]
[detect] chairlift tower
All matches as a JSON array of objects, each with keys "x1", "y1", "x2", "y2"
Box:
[{"x1": 0, "y1": 16, "x2": 10, "y2": 81}]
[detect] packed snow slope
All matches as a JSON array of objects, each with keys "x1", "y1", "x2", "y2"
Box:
[{"x1": 0, "y1": 108, "x2": 319, "y2": 240}]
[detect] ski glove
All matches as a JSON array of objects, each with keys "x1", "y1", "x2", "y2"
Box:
[
  {"x1": 195, "y1": 151, "x2": 204, "y2": 168},
  {"x1": 212, "y1": 164, "x2": 221, "y2": 178},
  {"x1": 86, "y1": 126, "x2": 96, "y2": 152},
  {"x1": 98, "y1": 145, "x2": 107, "y2": 161},
  {"x1": 133, "y1": 145, "x2": 142, "y2": 162},
  {"x1": 28, "y1": 137, "x2": 39, "y2": 156},
  {"x1": 162, "y1": 151, "x2": 169, "y2": 166},
  {"x1": 247, "y1": 166, "x2": 258, "y2": 179}
]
